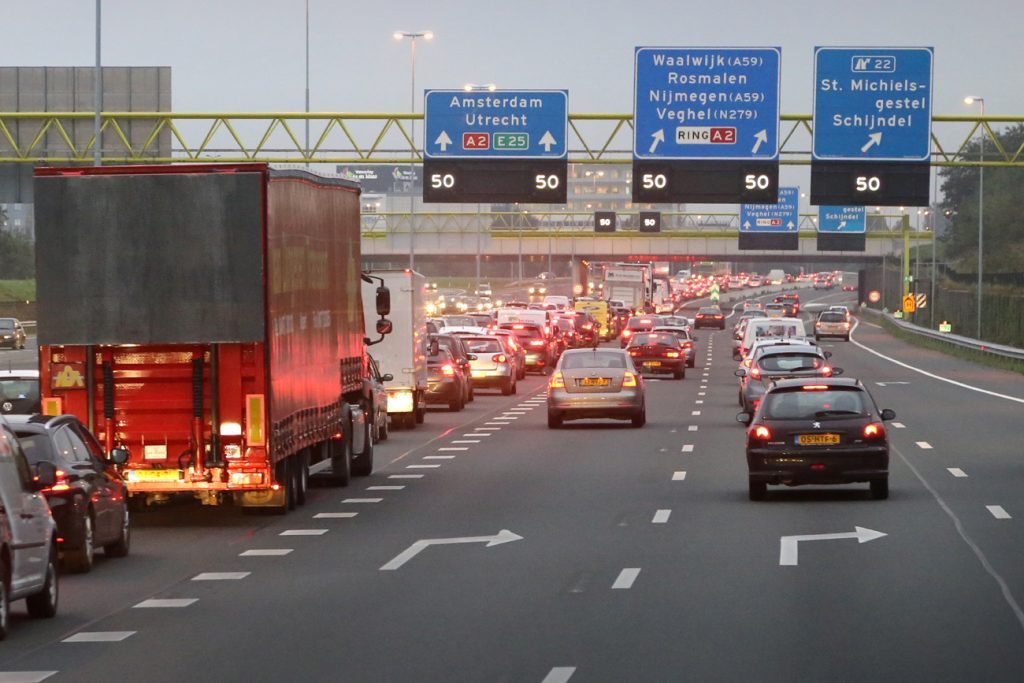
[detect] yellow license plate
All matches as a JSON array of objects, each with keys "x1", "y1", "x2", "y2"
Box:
[
  {"x1": 796, "y1": 434, "x2": 840, "y2": 446},
  {"x1": 580, "y1": 377, "x2": 610, "y2": 387},
  {"x1": 130, "y1": 469, "x2": 183, "y2": 482},
  {"x1": 643, "y1": 361, "x2": 662, "y2": 367}
]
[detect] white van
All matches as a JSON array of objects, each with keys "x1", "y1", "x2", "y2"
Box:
[
  {"x1": 542, "y1": 295, "x2": 570, "y2": 310},
  {"x1": 766, "y1": 269, "x2": 786, "y2": 285},
  {"x1": 740, "y1": 317, "x2": 808, "y2": 357},
  {"x1": 497, "y1": 308, "x2": 550, "y2": 331}
]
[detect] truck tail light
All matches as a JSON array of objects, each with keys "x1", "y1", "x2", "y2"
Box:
[
  {"x1": 245, "y1": 394, "x2": 266, "y2": 447},
  {"x1": 549, "y1": 372, "x2": 565, "y2": 389}
]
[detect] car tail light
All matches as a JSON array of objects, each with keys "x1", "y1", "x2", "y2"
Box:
[
  {"x1": 683, "y1": 341, "x2": 693, "y2": 348},
  {"x1": 492, "y1": 354, "x2": 507, "y2": 363},
  {"x1": 549, "y1": 372, "x2": 565, "y2": 389},
  {"x1": 749, "y1": 366, "x2": 762, "y2": 380},
  {"x1": 41, "y1": 469, "x2": 72, "y2": 493},
  {"x1": 749, "y1": 425, "x2": 772, "y2": 441},
  {"x1": 622, "y1": 372, "x2": 639, "y2": 387},
  {"x1": 743, "y1": 357, "x2": 753, "y2": 368},
  {"x1": 863, "y1": 423, "x2": 886, "y2": 439},
  {"x1": 622, "y1": 329, "x2": 633, "y2": 337},
  {"x1": 802, "y1": 385, "x2": 829, "y2": 391},
  {"x1": 582, "y1": 323, "x2": 593, "y2": 330},
  {"x1": 441, "y1": 363, "x2": 456, "y2": 377},
  {"x1": 628, "y1": 349, "x2": 639, "y2": 355},
  {"x1": 665, "y1": 351, "x2": 680, "y2": 358},
  {"x1": 821, "y1": 365, "x2": 833, "y2": 378}
]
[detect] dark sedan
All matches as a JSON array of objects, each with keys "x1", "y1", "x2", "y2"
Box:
[
  {"x1": 8, "y1": 414, "x2": 131, "y2": 572},
  {"x1": 626, "y1": 332, "x2": 686, "y2": 379},
  {"x1": 426, "y1": 346, "x2": 468, "y2": 411},
  {"x1": 694, "y1": 307, "x2": 726, "y2": 329},
  {"x1": 738, "y1": 378, "x2": 895, "y2": 501}
]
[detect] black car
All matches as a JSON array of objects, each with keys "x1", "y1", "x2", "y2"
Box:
[
  {"x1": 426, "y1": 345, "x2": 469, "y2": 411},
  {"x1": 433, "y1": 333, "x2": 475, "y2": 402},
  {"x1": 738, "y1": 378, "x2": 895, "y2": 501},
  {"x1": 694, "y1": 307, "x2": 726, "y2": 329},
  {"x1": 8, "y1": 414, "x2": 131, "y2": 572},
  {"x1": 0, "y1": 370, "x2": 40, "y2": 415}
]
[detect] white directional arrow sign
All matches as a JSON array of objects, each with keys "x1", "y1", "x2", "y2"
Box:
[
  {"x1": 779, "y1": 526, "x2": 886, "y2": 566},
  {"x1": 836, "y1": 220, "x2": 847, "y2": 230},
  {"x1": 743, "y1": 220, "x2": 751, "y2": 230},
  {"x1": 751, "y1": 129, "x2": 768, "y2": 154},
  {"x1": 649, "y1": 129, "x2": 665, "y2": 154},
  {"x1": 860, "y1": 132, "x2": 883, "y2": 153},
  {"x1": 786, "y1": 221, "x2": 795, "y2": 231},
  {"x1": 380, "y1": 529, "x2": 523, "y2": 571},
  {"x1": 435, "y1": 130, "x2": 453, "y2": 152},
  {"x1": 539, "y1": 131, "x2": 557, "y2": 152}
]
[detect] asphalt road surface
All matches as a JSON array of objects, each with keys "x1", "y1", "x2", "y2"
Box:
[{"x1": 3, "y1": 289, "x2": 1024, "y2": 682}]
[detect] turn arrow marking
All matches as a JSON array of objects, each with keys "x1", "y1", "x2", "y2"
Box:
[
  {"x1": 380, "y1": 529, "x2": 523, "y2": 571},
  {"x1": 779, "y1": 526, "x2": 886, "y2": 566}
]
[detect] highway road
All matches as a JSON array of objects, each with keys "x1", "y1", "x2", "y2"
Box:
[{"x1": 2, "y1": 289, "x2": 1024, "y2": 681}]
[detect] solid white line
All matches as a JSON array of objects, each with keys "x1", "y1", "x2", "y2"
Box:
[
  {"x1": 407, "y1": 464, "x2": 441, "y2": 469},
  {"x1": 891, "y1": 422, "x2": 906, "y2": 429},
  {"x1": 452, "y1": 440, "x2": 480, "y2": 443},
  {"x1": 652, "y1": 509, "x2": 671, "y2": 524},
  {"x1": 280, "y1": 529, "x2": 329, "y2": 535},
  {"x1": 988, "y1": 505, "x2": 1012, "y2": 520},
  {"x1": 681, "y1": 444, "x2": 694, "y2": 452},
  {"x1": 948, "y1": 468, "x2": 968, "y2": 478},
  {"x1": 850, "y1": 319, "x2": 1024, "y2": 404},
  {"x1": 672, "y1": 471, "x2": 687, "y2": 481},
  {"x1": 688, "y1": 425, "x2": 699, "y2": 431},
  {"x1": 192, "y1": 572, "x2": 249, "y2": 581},
  {"x1": 389, "y1": 474, "x2": 424, "y2": 479},
  {"x1": 541, "y1": 668, "x2": 576, "y2": 683},
  {"x1": 342, "y1": 498, "x2": 384, "y2": 503},
  {"x1": 134, "y1": 599, "x2": 197, "y2": 608},
  {"x1": 916, "y1": 441, "x2": 933, "y2": 450},
  {"x1": 62, "y1": 631, "x2": 135, "y2": 643},
  {"x1": 0, "y1": 674, "x2": 58, "y2": 683},
  {"x1": 367, "y1": 485, "x2": 406, "y2": 490},
  {"x1": 424, "y1": 455, "x2": 455, "y2": 460},
  {"x1": 239, "y1": 548, "x2": 292, "y2": 556},
  {"x1": 439, "y1": 447, "x2": 469, "y2": 451},
  {"x1": 612, "y1": 568, "x2": 641, "y2": 589},
  {"x1": 315, "y1": 512, "x2": 359, "y2": 518}
]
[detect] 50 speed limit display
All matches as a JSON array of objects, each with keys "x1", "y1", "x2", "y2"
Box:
[
  {"x1": 631, "y1": 160, "x2": 779, "y2": 204},
  {"x1": 422, "y1": 159, "x2": 567, "y2": 203}
]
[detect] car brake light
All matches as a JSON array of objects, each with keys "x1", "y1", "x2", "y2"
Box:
[
  {"x1": 816, "y1": 322, "x2": 822, "y2": 328},
  {"x1": 529, "y1": 340, "x2": 546, "y2": 347},
  {"x1": 749, "y1": 366, "x2": 762, "y2": 380},
  {"x1": 802, "y1": 385, "x2": 829, "y2": 390},
  {"x1": 492, "y1": 354, "x2": 507, "y2": 363},
  {"x1": 42, "y1": 469, "x2": 72, "y2": 493},
  {"x1": 549, "y1": 372, "x2": 565, "y2": 389},
  {"x1": 622, "y1": 330, "x2": 633, "y2": 337},
  {"x1": 750, "y1": 425, "x2": 771, "y2": 441},
  {"x1": 441, "y1": 363, "x2": 456, "y2": 377},
  {"x1": 683, "y1": 341, "x2": 693, "y2": 348},
  {"x1": 821, "y1": 365, "x2": 833, "y2": 377},
  {"x1": 743, "y1": 357, "x2": 753, "y2": 367},
  {"x1": 665, "y1": 351, "x2": 680, "y2": 358},
  {"x1": 863, "y1": 423, "x2": 885, "y2": 439},
  {"x1": 622, "y1": 372, "x2": 638, "y2": 387},
  {"x1": 513, "y1": 324, "x2": 525, "y2": 329}
]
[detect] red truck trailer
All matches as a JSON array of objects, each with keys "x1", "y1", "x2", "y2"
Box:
[{"x1": 33, "y1": 164, "x2": 389, "y2": 512}]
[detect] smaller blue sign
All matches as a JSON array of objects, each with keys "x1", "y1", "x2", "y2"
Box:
[
  {"x1": 740, "y1": 186, "x2": 799, "y2": 233},
  {"x1": 817, "y1": 205, "x2": 866, "y2": 233},
  {"x1": 424, "y1": 89, "x2": 568, "y2": 160}
]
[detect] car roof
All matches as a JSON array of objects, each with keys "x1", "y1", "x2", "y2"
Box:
[
  {"x1": 3, "y1": 414, "x2": 77, "y2": 431},
  {"x1": 757, "y1": 345, "x2": 825, "y2": 356}
]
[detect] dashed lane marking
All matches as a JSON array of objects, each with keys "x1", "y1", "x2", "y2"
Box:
[
  {"x1": 315, "y1": 512, "x2": 359, "y2": 518},
  {"x1": 891, "y1": 422, "x2": 906, "y2": 429},
  {"x1": 916, "y1": 442, "x2": 933, "y2": 450},
  {"x1": 280, "y1": 529, "x2": 329, "y2": 536},
  {"x1": 367, "y1": 485, "x2": 406, "y2": 490},
  {"x1": 688, "y1": 425, "x2": 699, "y2": 431},
  {"x1": 192, "y1": 572, "x2": 249, "y2": 581},
  {"x1": 672, "y1": 471, "x2": 687, "y2": 481},
  {"x1": 691, "y1": 410, "x2": 701, "y2": 416},
  {"x1": 407, "y1": 464, "x2": 441, "y2": 469},
  {"x1": 452, "y1": 440, "x2": 480, "y2": 444},
  {"x1": 463, "y1": 433, "x2": 491, "y2": 437},
  {"x1": 612, "y1": 568, "x2": 641, "y2": 589},
  {"x1": 342, "y1": 498, "x2": 384, "y2": 503},
  {"x1": 652, "y1": 510, "x2": 671, "y2": 524},
  {"x1": 948, "y1": 468, "x2": 968, "y2": 478},
  {"x1": 0, "y1": 674, "x2": 58, "y2": 682},
  {"x1": 239, "y1": 549, "x2": 292, "y2": 556},
  {"x1": 133, "y1": 599, "x2": 197, "y2": 608},
  {"x1": 681, "y1": 444, "x2": 694, "y2": 452},
  {"x1": 541, "y1": 668, "x2": 576, "y2": 683},
  {"x1": 987, "y1": 505, "x2": 1012, "y2": 520},
  {"x1": 695, "y1": 400, "x2": 704, "y2": 404},
  {"x1": 389, "y1": 474, "x2": 424, "y2": 479},
  {"x1": 62, "y1": 631, "x2": 136, "y2": 643},
  {"x1": 438, "y1": 447, "x2": 468, "y2": 451},
  {"x1": 424, "y1": 455, "x2": 456, "y2": 460}
]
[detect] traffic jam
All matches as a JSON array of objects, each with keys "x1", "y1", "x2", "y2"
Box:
[{"x1": 0, "y1": 166, "x2": 877, "y2": 644}]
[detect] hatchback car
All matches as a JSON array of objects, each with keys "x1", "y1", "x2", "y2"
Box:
[
  {"x1": 815, "y1": 311, "x2": 852, "y2": 341},
  {"x1": 8, "y1": 414, "x2": 131, "y2": 573},
  {"x1": 0, "y1": 319, "x2": 26, "y2": 350},
  {"x1": 0, "y1": 370, "x2": 40, "y2": 416},
  {"x1": 738, "y1": 378, "x2": 894, "y2": 500},
  {"x1": 626, "y1": 332, "x2": 687, "y2": 379},
  {"x1": 619, "y1": 315, "x2": 662, "y2": 347},
  {"x1": 547, "y1": 349, "x2": 645, "y2": 428},
  {"x1": 489, "y1": 330, "x2": 527, "y2": 380},
  {"x1": 694, "y1": 307, "x2": 726, "y2": 329},
  {"x1": 499, "y1": 323, "x2": 553, "y2": 374},
  {"x1": 433, "y1": 333, "x2": 476, "y2": 402},
  {"x1": 426, "y1": 346, "x2": 469, "y2": 412},
  {"x1": 735, "y1": 345, "x2": 841, "y2": 411},
  {"x1": 462, "y1": 336, "x2": 517, "y2": 395},
  {"x1": 763, "y1": 303, "x2": 787, "y2": 319}
]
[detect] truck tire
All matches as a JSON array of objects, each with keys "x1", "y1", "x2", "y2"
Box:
[
  {"x1": 270, "y1": 459, "x2": 295, "y2": 514},
  {"x1": 329, "y1": 435, "x2": 352, "y2": 487},
  {"x1": 415, "y1": 406, "x2": 425, "y2": 424},
  {"x1": 25, "y1": 547, "x2": 58, "y2": 619},
  {"x1": 294, "y1": 449, "x2": 309, "y2": 506},
  {"x1": 352, "y1": 418, "x2": 374, "y2": 477}
]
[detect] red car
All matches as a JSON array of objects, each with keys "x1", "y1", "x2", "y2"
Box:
[{"x1": 626, "y1": 332, "x2": 686, "y2": 379}]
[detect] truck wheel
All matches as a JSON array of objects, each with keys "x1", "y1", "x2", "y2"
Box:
[
  {"x1": 270, "y1": 459, "x2": 295, "y2": 514},
  {"x1": 415, "y1": 406, "x2": 425, "y2": 424},
  {"x1": 295, "y1": 450, "x2": 309, "y2": 506},
  {"x1": 329, "y1": 435, "x2": 352, "y2": 487},
  {"x1": 25, "y1": 547, "x2": 58, "y2": 619},
  {"x1": 64, "y1": 513, "x2": 95, "y2": 574},
  {"x1": 352, "y1": 419, "x2": 374, "y2": 477}
]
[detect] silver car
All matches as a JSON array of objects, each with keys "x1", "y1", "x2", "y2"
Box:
[
  {"x1": 462, "y1": 336, "x2": 517, "y2": 395},
  {"x1": 547, "y1": 349, "x2": 645, "y2": 428}
]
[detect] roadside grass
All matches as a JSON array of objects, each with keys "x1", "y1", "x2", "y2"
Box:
[{"x1": 0, "y1": 280, "x2": 34, "y2": 302}]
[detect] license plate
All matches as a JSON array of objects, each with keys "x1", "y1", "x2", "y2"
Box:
[
  {"x1": 643, "y1": 361, "x2": 662, "y2": 367},
  {"x1": 130, "y1": 469, "x2": 183, "y2": 482},
  {"x1": 796, "y1": 434, "x2": 840, "y2": 445},
  {"x1": 580, "y1": 377, "x2": 610, "y2": 387}
]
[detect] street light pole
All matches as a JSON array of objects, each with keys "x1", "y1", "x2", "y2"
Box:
[
  {"x1": 305, "y1": 0, "x2": 309, "y2": 167},
  {"x1": 395, "y1": 30, "x2": 434, "y2": 271},
  {"x1": 464, "y1": 85, "x2": 496, "y2": 288},
  {"x1": 965, "y1": 96, "x2": 985, "y2": 339},
  {"x1": 93, "y1": 0, "x2": 102, "y2": 166}
]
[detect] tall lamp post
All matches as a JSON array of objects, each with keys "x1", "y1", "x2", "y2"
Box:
[
  {"x1": 464, "y1": 84, "x2": 496, "y2": 287},
  {"x1": 394, "y1": 30, "x2": 434, "y2": 271},
  {"x1": 94, "y1": 0, "x2": 102, "y2": 166},
  {"x1": 964, "y1": 96, "x2": 985, "y2": 339}
]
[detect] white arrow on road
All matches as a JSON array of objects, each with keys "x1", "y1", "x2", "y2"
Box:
[
  {"x1": 751, "y1": 129, "x2": 768, "y2": 154},
  {"x1": 649, "y1": 129, "x2": 665, "y2": 154},
  {"x1": 780, "y1": 526, "x2": 886, "y2": 566},
  {"x1": 380, "y1": 529, "x2": 523, "y2": 571},
  {"x1": 861, "y1": 132, "x2": 883, "y2": 153},
  {"x1": 435, "y1": 130, "x2": 453, "y2": 152},
  {"x1": 539, "y1": 131, "x2": 557, "y2": 152}
]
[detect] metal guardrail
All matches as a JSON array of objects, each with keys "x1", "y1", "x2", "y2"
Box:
[{"x1": 863, "y1": 308, "x2": 1024, "y2": 362}]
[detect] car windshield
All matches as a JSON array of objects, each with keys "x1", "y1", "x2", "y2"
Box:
[
  {"x1": 753, "y1": 323, "x2": 801, "y2": 338},
  {"x1": 0, "y1": 379, "x2": 38, "y2": 401},
  {"x1": 15, "y1": 433, "x2": 55, "y2": 466},
  {"x1": 820, "y1": 313, "x2": 846, "y2": 323},
  {"x1": 764, "y1": 389, "x2": 867, "y2": 419},
  {"x1": 443, "y1": 316, "x2": 476, "y2": 327},
  {"x1": 758, "y1": 353, "x2": 826, "y2": 372},
  {"x1": 464, "y1": 338, "x2": 502, "y2": 354},
  {"x1": 561, "y1": 352, "x2": 628, "y2": 370},
  {"x1": 0, "y1": 320, "x2": 14, "y2": 331}
]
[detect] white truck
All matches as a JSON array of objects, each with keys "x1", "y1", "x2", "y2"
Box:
[
  {"x1": 603, "y1": 266, "x2": 647, "y2": 312},
  {"x1": 362, "y1": 270, "x2": 428, "y2": 430}
]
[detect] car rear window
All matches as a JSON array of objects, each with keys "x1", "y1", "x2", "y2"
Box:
[
  {"x1": 15, "y1": 432, "x2": 57, "y2": 466},
  {"x1": 764, "y1": 389, "x2": 867, "y2": 419},
  {"x1": 632, "y1": 333, "x2": 677, "y2": 346},
  {"x1": 820, "y1": 312, "x2": 846, "y2": 322},
  {"x1": 626, "y1": 317, "x2": 657, "y2": 330},
  {"x1": 465, "y1": 339, "x2": 502, "y2": 354},
  {"x1": 753, "y1": 322, "x2": 801, "y2": 338},
  {"x1": 0, "y1": 379, "x2": 39, "y2": 402},
  {"x1": 758, "y1": 353, "x2": 826, "y2": 372},
  {"x1": 561, "y1": 352, "x2": 628, "y2": 370}
]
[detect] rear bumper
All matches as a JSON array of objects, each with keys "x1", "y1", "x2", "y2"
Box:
[
  {"x1": 635, "y1": 358, "x2": 684, "y2": 374},
  {"x1": 470, "y1": 368, "x2": 512, "y2": 388},
  {"x1": 747, "y1": 447, "x2": 889, "y2": 485},
  {"x1": 548, "y1": 388, "x2": 643, "y2": 419},
  {"x1": 426, "y1": 378, "x2": 459, "y2": 403}
]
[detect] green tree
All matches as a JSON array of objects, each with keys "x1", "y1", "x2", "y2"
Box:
[
  {"x1": 0, "y1": 229, "x2": 34, "y2": 279},
  {"x1": 939, "y1": 123, "x2": 1024, "y2": 276}
]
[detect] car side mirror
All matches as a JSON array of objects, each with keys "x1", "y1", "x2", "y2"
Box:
[
  {"x1": 734, "y1": 368, "x2": 747, "y2": 377},
  {"x1": 32, "y1": 461, "x2": 57, "y2": 491},
  {"x1": 376, "y1": 286, "x2": 391, "y2": 316},
  {"x1": 736, "y1": 412, "x2": 752, "y2": 425},
  {"x1": 467, "y1": 354, "x2": 478, "y2": 361},
  {"x1": 880, "y1": 408, "x2": 896, "y2": 421},
  {"x1": 831, "y1": 367, "x2": 844, "y2": 376},
  {"x1": 376, "y1": 318, "x2": 393, "y2": 336},
  {"x1": 109, "y1": 447, "x2": 130, "y2": 465},
  {"x1": 381, "y1": 373, "x2": 394, "y2": 382},
  {"x1": 824, "y1": 351, "x2": 833, "y2": 359},
  {"x1": 732, "y1": 351, "x2": 741, "y2": 360}
]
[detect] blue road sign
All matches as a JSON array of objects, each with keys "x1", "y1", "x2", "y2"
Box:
[
  {"x1": 740, "y1": 186, "x2": 799, "y2": 233},
  {"x1": 424, "y1": 89, "x2": 567, "y2": 160},
  {"x1": 818, "y1": 205, "x2": 866, "y2": 233},
  {"x1": 633, "y1": 47, "x2": 780, "y2": 161},
  {"x1": 813, "y1": 47, "x2": 933, "y2": 161}
]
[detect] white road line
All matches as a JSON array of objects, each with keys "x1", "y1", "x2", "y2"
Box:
[
  {"x1": 681, "y1": 444, "x2": 694, "y2": 453},
  {"x1": 672, "y1": 471, "x2": 687, "y2": 481},
  {"x1": 948, "y1": 468, "x2": 968, "y2": 478},
  {"x1": 424, "y1": 455, "x2": 456, "y2": 460},
  {"x1": 850, "y1": 320, "x2": 1024, "y2": 404},
  {"x1": 438, "y1": 447, "x2": 468, "y2": 451},
  {"x1": 407, "y1": 464, "x2": 441, "y2": 469},
  {"x1": 463, "y1": 433, "x2": 491, "y2": 437},
  {"x1": 239, "y1": 549, "x2": 292, "y2": 556},
  {"x1": 612, "y1": 568, "x2": 641, "y2": 589},
  {"x1": 891, "y1": 422, "x2": 906, "y2": 429},
  {"x1": 367, "y1": 485, "x2": 406, "y2": 490},
  {"x1": 916, "y1": 441, "x2": 933, "y2": 450},
  {"x1": 134, "y1": 598, "x2": 197, "y2": 608},
  {"x1": 691, "y1": 410, "x2": 701, "y2": 416},
  {"x1": 280, "y1": 529, "x2": 329, "y2": 536},
  {"x1": 652, "y1": 510, "x2": 672, "y2": 524},
  {"x1": 698, "y1": 392, "x2": 706, "y2": 396},
  {"x1": 492, "y1": 417, "x2": 517, "y2": 421},
  {"x1": 688, "y1": 425, "x2": 699, "y2": 431},
  {"x1": 342, "y1": 498, "x2": 384, "y2": 503},
  {"x1": 192, "y1": 572, "x2": 249, "y2": 581},
  {"x1": 987, "y1": 505, "x2": 1012, "y2": 520},
  {"x1": 389, "y1": 474, "x2": 424, "y2": 479},
  {"x1": 695, "y1": 400, "x2": 704, "y2": 404},
  {"x1": 541, "y1": 668, "x2": 576, "y2": 683},
  {"x1": 452, "y1": 440, "x2": 480, "y2": 444},
  {"x1": 315, "y1": 512, "x2": 359, "y2": 518},
  {"x1": 478, "y1": 427, "x2": 502, "y2": 430},
  {"x1": 62, "y1": 631, "x2": 136, "y2": 643},
  {"x1": 0, "y1": 674, "x2": 58, "y2": 683}
]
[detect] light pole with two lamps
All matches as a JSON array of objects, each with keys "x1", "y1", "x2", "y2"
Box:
[
  {"x1": 463, "y1": 84, "x2": 496, "y2": 287},
  {"x1": 964, "y1": 95, "x2": 985, "y2": 339},
  {"x1": 394, "y1": 30, "x2": 434, "y2": 271}
]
